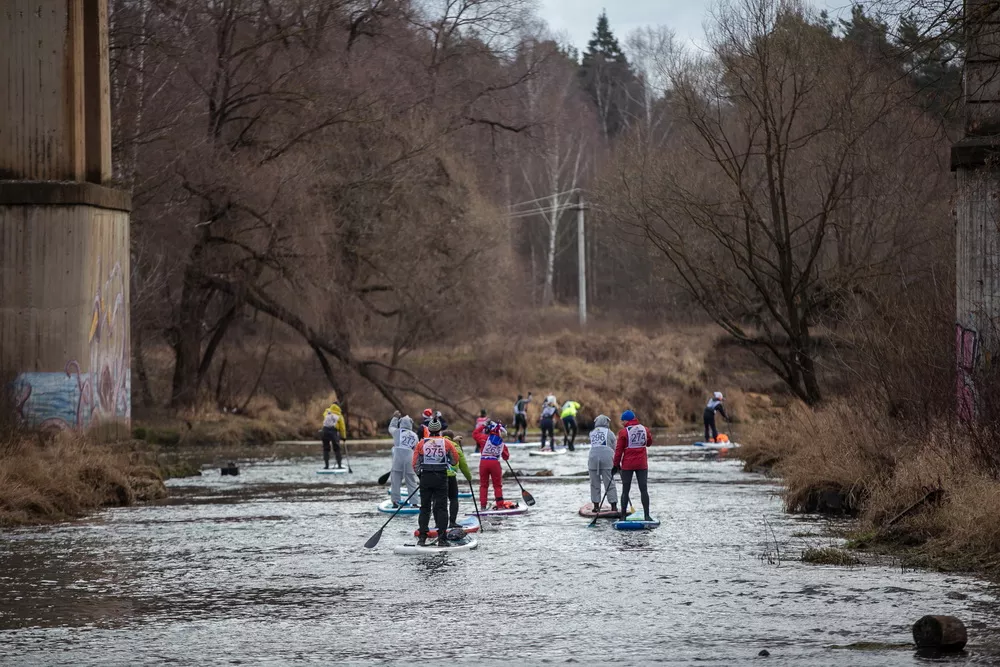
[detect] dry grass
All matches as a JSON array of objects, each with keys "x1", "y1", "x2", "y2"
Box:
[
  {"x1": 742, "y1": 399, "x2": 1000, "y2": 575},
  {"x1": 0, "y1": 431, "x2": 166, "y2": 526}
]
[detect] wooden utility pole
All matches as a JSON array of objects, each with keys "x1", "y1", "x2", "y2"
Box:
[
  {"x1": 0, "y1": 0, "x2": 131, "y2": 436},
  {"x1": 576, "y1": 196, "x2": 587, "y2": 328}
]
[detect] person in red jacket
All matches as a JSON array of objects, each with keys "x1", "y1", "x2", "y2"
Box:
[
  {"x1": 612, "y1": 409, "x2": 654, "y2": 521},
  {"x1": 479, "y1": 421, "x2": 513, "y2": 509},
  {"x1": 473, "y1": 409, "x2": 489, "y2": 453}
]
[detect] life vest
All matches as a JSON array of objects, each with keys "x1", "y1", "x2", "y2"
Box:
[
  {"x1": 419, "y1": 437, "x2": 450, "y2": 471},
  {"x1": 590, "y1": 427, "x2": 611, "y2": 447},
  {"x1": 626, "y1": 424, "x2": 648, "y2": 449},
  {"x1": 541, "y1": 405, "x2": 558, "y2": 420},
  {"x1": 481, "y1": 435, "x2": 505, "y2": 460},
  {"x1": 397, "y1": 429, "x2": 419, "y2": 450},
  {"x1": 322, "y1": 411, "x2": 340, "y2": 428}
]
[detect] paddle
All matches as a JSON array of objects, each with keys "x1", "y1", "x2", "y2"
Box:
[
  {"x1": 342, "y1": 439, "x2": 353, "y2": 474},
  {"x1": 364, "y1": 486, "x2": 420, "y2": 549},
  {"x1": 504, "y1": 459, "x2": 536, "y2": 506},
  {"x1": 467, "y1": 475, "x2": 485, "y2": 532},
  {"x1": 588, "y1": 468, "x2": 619, "y2": 527},
  {"x1": 378, "y1": 471, "x2": 391, "y2": 485}
]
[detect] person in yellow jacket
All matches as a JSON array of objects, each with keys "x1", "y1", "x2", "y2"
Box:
[
  {"x1": 321, "y1": 403, "x2": 347, "y2": 469},
  {"x1": 560, "y1": 400, "x2": 582, "y2": 451}
]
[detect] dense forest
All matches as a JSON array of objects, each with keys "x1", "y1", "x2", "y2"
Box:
[{"x1": 109, "y1": 0, "x2": 964, "y2": 424}]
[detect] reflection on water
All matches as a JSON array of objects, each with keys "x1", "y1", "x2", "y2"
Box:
[{"x1": 1, "y1": 448, "x2": 999, "y2": 666}]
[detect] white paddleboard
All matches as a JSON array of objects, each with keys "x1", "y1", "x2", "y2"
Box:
[
  {"x1": 377, "y1": 499, "x2": 420, "y2": 514},
  {"x1": 468, "y1": 505, "x2": 528, "y2": 517},
  {"x1": 529, "y1": 448, "x2": 567, "y2": 457},
  {"x1": 393, "y1": 538, "x2": 479, "y2": 555},
  {"x1": 387, "y1": 489, "x2": 471, "y2": 498},
  {"x1": 692, "y1": 441, "x2": 741, "y2": 450},
  {"x1": 317, "y1": 468, "x2": 348, "y2": 474}
]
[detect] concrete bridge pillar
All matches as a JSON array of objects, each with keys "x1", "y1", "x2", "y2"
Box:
[{"x1": 0, "y1": 0, "x2": 131, "y2": 436}]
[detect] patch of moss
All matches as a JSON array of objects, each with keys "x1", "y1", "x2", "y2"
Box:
[{"x1": 801, "y1": 547, "x2": 861, "y2": 566}]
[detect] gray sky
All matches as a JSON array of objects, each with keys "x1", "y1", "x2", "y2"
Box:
[
  {"x1": 537, "y1": 0, "x2": 848, "y2": 52},
  {"x1": 538, "y1": 0, "x2": 713, "y2": 51}
]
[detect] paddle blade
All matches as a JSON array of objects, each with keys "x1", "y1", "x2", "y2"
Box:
[
  {"x1": 521, "y1": 489, "x2": 536, "y2": 506},
  {"x1": 364, "y1": 528, "x2": 383, "y2": 549},
  {"x1": 378, "y1": 471, "x2": 391, "y2": 485}
]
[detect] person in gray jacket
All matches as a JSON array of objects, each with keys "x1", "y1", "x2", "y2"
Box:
[
  {"x1": 588, "y1": 414, "x2": 618, "y2": 514},
  {"x1": 388, "y1": 411, "x2": 420, "y2": 508}
]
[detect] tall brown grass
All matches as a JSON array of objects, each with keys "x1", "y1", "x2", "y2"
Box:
[
  {"x1": 0, "y1": 431, "x2": 166, "y2": 526},
  {"x1": 742, "y1": 399, "x2": 1000, "y2": 574}
]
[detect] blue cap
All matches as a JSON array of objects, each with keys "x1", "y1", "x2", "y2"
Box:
[{"x1": 621, "y1": 410, "x2": 636, "y2": 422}]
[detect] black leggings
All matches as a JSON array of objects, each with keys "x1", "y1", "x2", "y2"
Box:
[
  {"x1": 562, "y1": 417, "x2": 577, "y2": 449},
  {"x1": 704, "y1": 410, "x2": 718, "y2": 441},
  {"x1": 619, "y1": 469, "x2": 650, "y2": 519},
  {"x1": 540, "y1": 419, "x2": 555, "y2": 449},
  {"x1": 321, "y1": 427, "x2": 342, "y2": 467},
  {"x1": 417, "y1": 471, "x2": 449, "y2": 538}
]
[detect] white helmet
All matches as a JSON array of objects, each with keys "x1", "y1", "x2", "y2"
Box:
[{"x1": 714, "y1": 391, "x2": 724, "y2": 400}]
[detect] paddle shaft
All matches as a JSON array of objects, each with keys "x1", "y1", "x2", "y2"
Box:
[
  {"x1": 343, "y1": 439, "x2": 353, "y2": 473},
  {"x1": 467, "y1": 475, "x2": 484, "y2": 532},
  {"x1": 504, "y1": 459, "x2": 535, "y2": 505},
  {"x1": 364, "y1": 486, "x2": 420, "y2": 548}
]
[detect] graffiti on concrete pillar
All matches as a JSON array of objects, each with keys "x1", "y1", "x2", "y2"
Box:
[
  {"x1": 12, "y1": 258, "x2": 130, "y2": 430},
  {"x1": 956, "y1": 323, "x2": 979, "y2": 423}
]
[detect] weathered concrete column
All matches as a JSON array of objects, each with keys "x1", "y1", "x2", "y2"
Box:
[
  {"x1": 951, "y1": 0, "x2": 1000, "y2": 421},
  {"x1": 0, "y1": 0, "x2": 131, "y2": 437}
]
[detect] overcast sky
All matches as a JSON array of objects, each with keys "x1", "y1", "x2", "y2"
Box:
[{"x1": 537, "y1": 0, "x2": 849, "y2": 52}]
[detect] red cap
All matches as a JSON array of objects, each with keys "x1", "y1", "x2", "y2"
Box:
[{"x1": 422, "y1": 408, "x2": 433, "y2": 418}]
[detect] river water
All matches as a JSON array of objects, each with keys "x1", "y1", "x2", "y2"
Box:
[{"x1": 1, "y1": 445, "x2": 999, "y2": 666}]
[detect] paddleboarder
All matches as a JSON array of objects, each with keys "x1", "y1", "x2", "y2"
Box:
[
  {"x1": 560, "y1": 399, "x2": 581, "y2": 451},
  {"x1": 479, "y1": 421, "x2": 514, "y2": 510},
  {"x1": 588, "y1": 414, "x2": 618, "y2": 515},
  {"x1": 539, "y1": 399, "x2": 560, "y2": 451},
  {"x1": 420, "y1": 408, "x2": 448, "y2": 437},
  {"x1": 320, "y1": 402, "x2": 347, "y2": 469},
  {"x1": 388, "y1": 412, "x2": 420, "y2": 509},
  {"x1": 704, "y1": 392, "x2": 729, "y2": 443},
  {"x1": 442, "y1": 430, "x2": 474, "y2": 527},
  {"x1": 512, "y1": 393, "x2": 532, "y2": 443},
  {"x1": 413, "y1": 419, "x2": 461, "y2": 546},
  {"x1": 613, "y1": 409, "x2": 653, "y2": 522}
]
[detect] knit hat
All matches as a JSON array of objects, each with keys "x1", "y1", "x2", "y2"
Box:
[
  {"x1": 422, "y1": 408, "x2": 433, "y2": 419},
  {"x1": 595, "y1": 414, "x2": 611, "y2": 428},
  {"x1": 427, "y1": 418, "x2": 443, "y2": 433},
  {"x1": 621, "y1": 409, "x2": 636, "y2": 422}
]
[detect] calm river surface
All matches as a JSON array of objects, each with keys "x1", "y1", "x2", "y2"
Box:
[{"x1": 1, "y1": 445, "x2": 999, "y2": 665}]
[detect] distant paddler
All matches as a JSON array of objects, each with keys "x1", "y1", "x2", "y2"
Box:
[
  {"x1": 413, "y1": 419, "x2": 461, "y2": 547},
  {"x1": 320, "y1": 402, "x2": 346, "y2": 470},
  {"x1": 387, "y1": 411, "x2": 420, "y2": 508},
  {"x1": 613, "y1": 409, "x2": 653, "y2": 522},
  {"x1": 704, "y1": 392, "x2": 729, "y2": 443},
  {"x1": 512, "y1": 393, "x2": 532, "y2": 443},
  {"x1": 560, "y1": 399, "x2": 581, "y2": 451},
  {"x1": 539, "y1": 399, "x2": 559, "y2": 451},
  {"x1": 473, "y1": 410, "x2": 489, "y2": 453},
  {"x1": 588, "y1": 414, "x2": 618, "y2": 515},
  {"x1": 442, "y1": 430, "x2": 473, "y2": 528}
]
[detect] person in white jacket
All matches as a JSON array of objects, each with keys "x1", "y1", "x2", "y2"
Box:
[
  {"x1": 588, "y1": 414, "x2": 618, "y2": 514},
  {"x1": 388, "y1": 412, "x2": 420, "y2": 508}
]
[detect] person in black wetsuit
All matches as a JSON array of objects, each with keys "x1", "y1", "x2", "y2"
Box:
[
  {"x1": 512, "y1": 393, "x2": 531, "y2": 443},
  {"x1": 539, "y1": 399, "x2": 559, "y2": 451},
  {"x1": 704, "y1": 392, "x2": 729, "y2": 442}
]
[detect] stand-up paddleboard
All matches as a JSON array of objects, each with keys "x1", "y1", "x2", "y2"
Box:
[
  {"x1": 377, "y1": 499, "x2": 420, "y2": 515},
  {"x1": 529, "y1": 448, "x2": 567, "y2": 457},
  {"x1": 579, "y1": 502, "x2": 632, "y2": 519},
  {"x1": 317, "y1": 468, "x2": 348, "y2": 475},
  {"x1": 393, "y1": 537, "x2": 479, "y2": 555},
  {"x1": 613, "y1": 511, "x2": 660, "y2": 531},
  {"x1": 388, "y1": 489, "x2": 471, "y2": 499},
  {"x1": 467, "y1": 505, "x2": 528, "y2": 517},
  {"x1": 414, "y1": 516, "x2": 480, "y2": 538},
  {"x1": 692, "y1": 441, "x2": 741, "y2": 449}
]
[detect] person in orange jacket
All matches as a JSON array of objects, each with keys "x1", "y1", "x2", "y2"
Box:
[
  {"x1": 412, "y1": 418, "x2": 462, "y2": 546},
  {"x1": 612, "y1": 409, "x2": 654, "y2": 521},
  {"x1": 478, "y1": 421, "x2": 513, "y2": 509}
]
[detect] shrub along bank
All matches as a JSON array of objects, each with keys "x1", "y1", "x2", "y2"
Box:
[
  {"x1": 740, "y1": 400, "x2": 1000, "y2": 576},
  {"x1": 0, "y1": 431, "x2": 168, "y2": 527}
]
